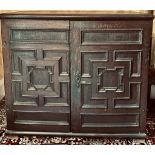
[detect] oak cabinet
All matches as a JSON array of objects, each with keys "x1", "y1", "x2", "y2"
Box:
[{"x1": 1, "y1": 14, "x2": 153, "y2": 137}]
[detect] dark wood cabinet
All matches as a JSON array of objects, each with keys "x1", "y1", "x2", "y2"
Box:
[{"x1": 0, "y1": 14, "x2": 153, "y2": 137}]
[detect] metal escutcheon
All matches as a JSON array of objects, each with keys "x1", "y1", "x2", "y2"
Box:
[{"x1": 74, "y1": 71, "x2": 81, "y2": 88}]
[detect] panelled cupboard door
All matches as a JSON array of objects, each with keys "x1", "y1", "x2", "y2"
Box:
[
  {"x1": 2, "y1": 20, "x2": 71, "y2": 132},
  {"x1": 70, "y1": 20, "x2": 152, "y2": 134}
]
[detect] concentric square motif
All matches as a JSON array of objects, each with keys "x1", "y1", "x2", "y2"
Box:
[
  {"x1": 81, "y1": 50, "x2": 142, "y2": 109},
  {"x1": 11, "y1": 49, "x2": 69, "y2": 106}
]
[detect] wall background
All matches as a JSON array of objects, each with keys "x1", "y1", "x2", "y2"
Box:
[{"x1": 0, "y1": 10, "x2": 154, "y2": 99}]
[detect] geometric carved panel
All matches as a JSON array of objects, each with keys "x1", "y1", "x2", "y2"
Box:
[
  {"x1": 114, "y1": 83, "x2": 141, "y2": 108},
  {"x1": 114, "y1": 50, "x2": 142, "y2": 77},
  {"x1": 22, "y1": 57, "x2": 61, "y2": 97},
  {"x1": 12, "y1": 49, "x2": 70, "y2": 106},
  {"x1": 81, "y1": 50, "x2": 142, "y2": 109},
  {"x1": 81, "y1": 52, "x2": 108, "y2": 109}
]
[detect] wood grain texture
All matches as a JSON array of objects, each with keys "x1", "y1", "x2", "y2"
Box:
[
  {"x1": 2, "y1": 19, "x2": 71, "y2": 132},
  {"x1": 0, "y1": 10, "x2": 154, "y2": 86},
  {"x1": 0, "y1": 10, "x2": 152, "y2": 15},
  {"x1": 70, "y1": 20, "x2": 152, "y2": 134},
  {"x1": 1, "y1": 12, "x2": 153, "y2": 136}
]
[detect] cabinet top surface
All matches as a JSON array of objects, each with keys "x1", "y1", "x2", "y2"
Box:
[{"x1": 0, "y1": 10, "x2": 154, "y2": 19}]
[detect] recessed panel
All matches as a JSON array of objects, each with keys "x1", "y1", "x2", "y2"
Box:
[
  {"x1": 10, "y1": 29, "x2": 69, "y2": 43},
  {"x1": 82, "y1": 30, "x2": 142, "y2": 45},
  {"x1": 81, "y1": 84, "x2": 108, "y2": 109},
  {"x1": 114, "y1": 83, "x2": 141, "y2": 108},
  {"x1": 12, "y1": 50, "x2": 35, "y2": 74},
  {"x1": 14, "y1": 111, "x2": 70, "y2": 123},
  {"x1": 82, "y1": 113, "x2": 139, "y2": 127},
  {"x1": 31, "y1": 68, "x2": 49, "y2": 89}
]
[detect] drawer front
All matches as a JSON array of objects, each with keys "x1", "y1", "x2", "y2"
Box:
[
  {"x1": 2, "y1": 20, "x2": 71, "y2": 132},
  {"x1": 70, "y1": 20, "x2": 152, "y2": 133}
]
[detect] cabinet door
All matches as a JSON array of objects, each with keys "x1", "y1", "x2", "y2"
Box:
[
  {"x1": 2, "y1": 20, "x2": 71, "y2": 132},
  {"x1": 70, "y1": 20, "x2": 152, "y2": 134}
]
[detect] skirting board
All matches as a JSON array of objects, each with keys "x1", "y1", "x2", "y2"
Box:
[{"x1": 6, "y1": 130, "x2": 147, "y2": 138}]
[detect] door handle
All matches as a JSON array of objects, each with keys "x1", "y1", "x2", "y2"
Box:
[{"x1": 74, "y1": 71, "x2": 81, "y2": 88}]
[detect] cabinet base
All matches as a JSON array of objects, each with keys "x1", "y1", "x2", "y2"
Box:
[{"x1": 6, "y1": 130, "x2": 147, "y2": 138}]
